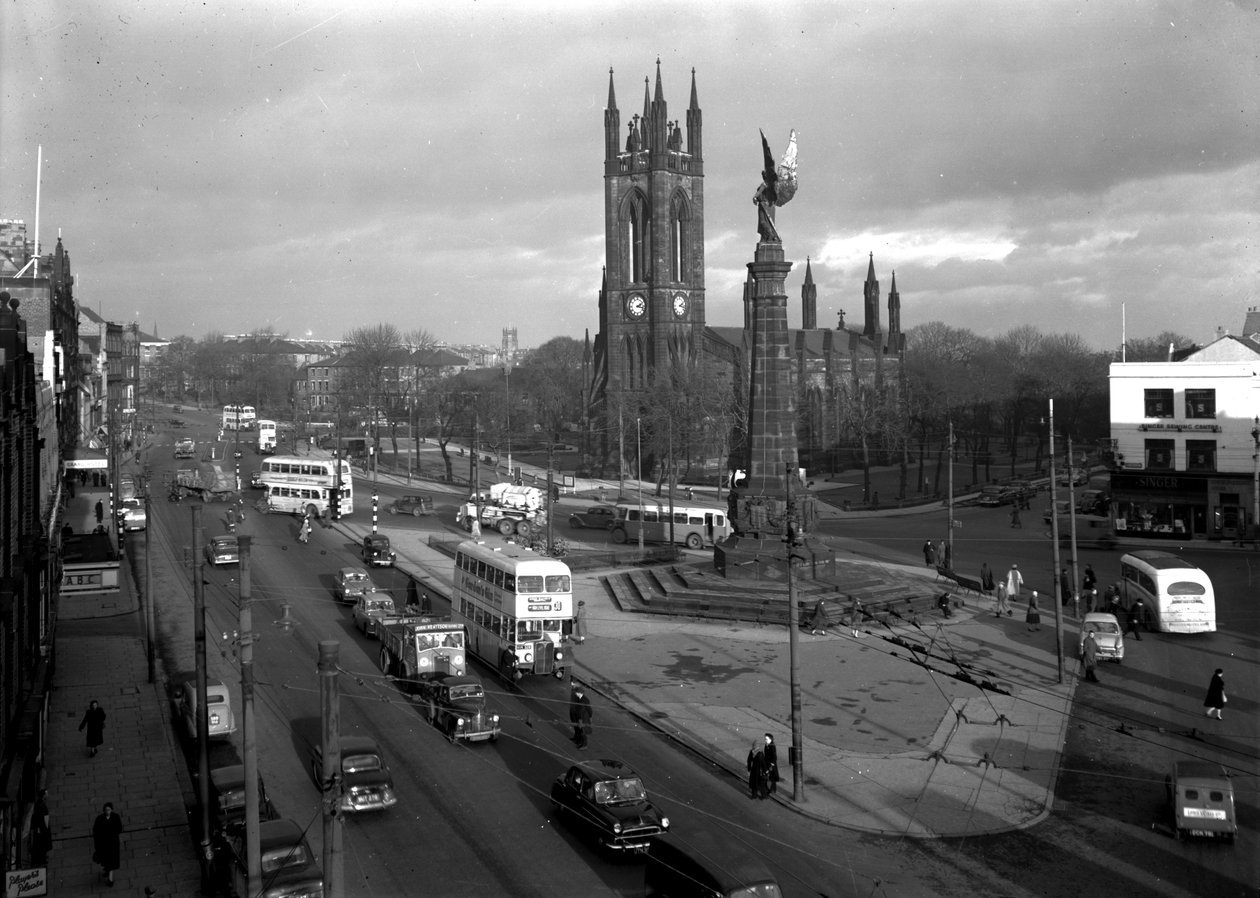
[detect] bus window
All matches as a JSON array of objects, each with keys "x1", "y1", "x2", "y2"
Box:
[
  {"x1": 493, "y1": 568, "x2": 504, "y2": 589},
  {"x1": 517, "y1": 621, "x2": 543, "y2": 641},
  {"x1": 504, "y1": 572, "x2": 515, "y2": 592},
  {"x1": 518, "y1": 575, "x2": 543, "y2": 594},
  {"x1": 545, "y1": 574, "x2": 571, "y2": 593}
]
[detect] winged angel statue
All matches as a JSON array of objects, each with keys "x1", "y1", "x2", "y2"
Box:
[{"x1": 753, "y1": 128, "x2": 798, "y2": 243}]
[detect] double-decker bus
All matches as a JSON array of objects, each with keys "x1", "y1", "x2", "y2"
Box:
[
  {"x1": 256, "y1": 419, "x2": 278, "y2": 455},
  {"x1": 257, "y1": 452, "x2": 354, "y2": 517},
  {"x1": 222, "y1": 404, "x2": 257, "y2": 431},
  {"x1": 452, "y1": 540, "x2": 573, "y2": 681},
  {"x1": 609, "y1": 501, "x2": 731, "y2": 549}
]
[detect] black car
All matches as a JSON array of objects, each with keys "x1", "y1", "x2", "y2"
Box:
[
  {"x1": 551, "y1": 759, "x2": 670, "y2": 852},
  {"x1": 361, "y1": 534, "x2": 396, "y2": 567},
  {"x1": 568, "y1": 505, "x2": 617, "y2": 530},
  {"x1": 388, "y1": 494, "x2": 434, "y2": 517},
  {"x1": 213, "y1": 817, "x2": 323, "y2": 898},
  {"x1": 205, "y1": 764, "x2": 276, "y2": 836}
]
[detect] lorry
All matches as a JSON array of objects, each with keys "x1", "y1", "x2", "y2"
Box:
[
  {"x1": 458, "y1": 482, "x2": 548, "y2": 538},
  {"x1": 171, "y1": 462, "x2": 238, "y2": 503},
  {"x1": 174, "y1": 437, "x2": 196, "y2": 459},
  {"x1": 378, "y1": 618, "x2": 468, "y2": 685}
]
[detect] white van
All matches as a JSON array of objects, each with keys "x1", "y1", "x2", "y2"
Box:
[{"x1": 1118, "y1": 551, "x2": 1215, "y2": 634}]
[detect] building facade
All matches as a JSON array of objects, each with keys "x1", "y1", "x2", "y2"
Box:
[{"x1": 1109, "y1": 334, "x2": 1260, "y2": 542}]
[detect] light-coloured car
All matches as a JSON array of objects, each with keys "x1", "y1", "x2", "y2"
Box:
[
  {"x1": 1078, "y1": 612, "x2": 1124, "y2": 662},
  {"x1": 120, "y1": 498, "x2": 147, "y2": 531},
  {"x1": 335, "y1": 566, "x2": 374, "y2": 604},
  {"x1": 172, "y1": 677, "x2": 237, "y2": 741},
  {"x1": 352, "y1": 591, "x2": 396, "y2": 637}
]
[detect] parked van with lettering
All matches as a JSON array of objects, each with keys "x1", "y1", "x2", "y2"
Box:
[{"x1": 1118, "y1": 550, "x2": 1215, "y2": 633}]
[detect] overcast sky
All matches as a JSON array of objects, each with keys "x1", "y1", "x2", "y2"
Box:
[{"x1": 3, "y1": 1, "x2": 1256, "y2": 351}]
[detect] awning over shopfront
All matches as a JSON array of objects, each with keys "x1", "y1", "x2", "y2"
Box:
[{"x1": 65, "y1": 447, "x2": 109, "y2": 470}]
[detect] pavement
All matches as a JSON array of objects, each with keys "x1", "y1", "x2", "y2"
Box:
[{"x1": 45, "y1": 484, "x2": 203, "y2": 896}]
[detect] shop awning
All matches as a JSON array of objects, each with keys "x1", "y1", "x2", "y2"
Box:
[{"x1": 65, "y1": 447, "x2": 109, "y2": 470}]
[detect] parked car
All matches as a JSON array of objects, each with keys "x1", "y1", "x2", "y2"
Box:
[
  {"x1": 308, "y1": 736, "x2": 397, "y2": 813},
  {"x1": 1078, "y1": 612, "x2": 1124, "y2": 662},
  {"x1": 120, "y1": 498, "x2": 147, "y2": 531},
  {"x1": 352, "y1": 591, "x2": 396, "y2": 637},
  {"x1": 361, "y1": 534, "x2": 396, "y2": 567},
  {"x1": 977, "y1": 486, "x2": 1015, "y2": 507},
  {"x1": 550, "y1": 759, "x2": 670, "y2": 852},
  {"x1": 1166, "y1": 761, "x2": 1236, "y2": 842},
  {"x1": 204, "y1": 763, "x2": 276, "y2": 837},
  {"x1": 388, "y1": 494, "x2": 434, "y2": 517},
  {"x1": 213, "y1": 817, "x2": 323, "y2": 898},
  {"x1": 334, "y1": 567, "x2": 374, "y2": 604},
  {"x1": 415, "y1": 673, "x2": 501, "y2": 744},
  {"x1": 171, "y1": 677, "x2": 237, "y2": 741},
  {"x1": 569, "y1": 505, "x2": 617, "y2": 530},
  {"x1": 205, "y1": 535, "x2": 240, "y2": 566}
]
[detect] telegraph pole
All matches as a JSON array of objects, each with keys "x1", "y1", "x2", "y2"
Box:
[
  {"x1": 319, "y1": 641, "x2": 343, "y2": 898},
  {"x1": 238, "y1": 536, "x2": 261, "y2": 896},
  {"x1": 190, "y1": 504, "x2": 212, "y2": 886},
  {"x1": 784, "y1": 463, "x2": 804, "y2": 802},
  {"x1": 143, "y1": 489, "x2": 155, "y2": 682},
  {"x1": 1048, "y1": 400, "x2": 1065, "y2": 683}
]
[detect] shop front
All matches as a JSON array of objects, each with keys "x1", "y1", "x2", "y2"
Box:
[{"x1": 1111, "y1": 471, "x2": 1253, "y2": 542}]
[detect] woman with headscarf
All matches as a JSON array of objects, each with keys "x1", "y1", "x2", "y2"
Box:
[
  {"x1": 746, "y1": 740, "x2": 770, "y2": 800},
  {"x1": 762, "y1": 734, "x2": 780, "y2": 794}
]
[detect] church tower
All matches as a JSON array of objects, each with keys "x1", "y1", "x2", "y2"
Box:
[
  {"x1": 593, "y1": 62, "x2": 705, "y2": 419},
  {"x1": 801, "y1": 257, "x2": 817, "y2": 330}
]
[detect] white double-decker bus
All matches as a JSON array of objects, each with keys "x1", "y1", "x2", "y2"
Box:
[
  {"x1": 222, "y1": 404, "x2": 257, "y2": 431},
  {"x1": 256, "y1": 419, "x2": 278, "y2": 455},
  {"x1": 257, "y1": 452, "x2": 354, "y2": 517},
  {"x1": 452, "y1": 540, "x2": 573, "y2": 681}
]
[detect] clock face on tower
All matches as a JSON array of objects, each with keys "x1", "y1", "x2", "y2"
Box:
[
  {"x1": 625, "y1": 294, "x2": 646, "y2": 320},
  {"x1": 672, "y1": 293, "x2": 689, "y2": 319}
]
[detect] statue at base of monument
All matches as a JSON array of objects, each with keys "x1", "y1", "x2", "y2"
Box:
[{"x1": 753, "y1": 128, "x2": 798, "y2": 243}]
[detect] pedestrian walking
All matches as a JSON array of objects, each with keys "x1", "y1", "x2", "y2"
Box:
[
  {"x1": 30, "y1": 789, "x2": 51, "y2": 865},
  {"x1": 923, "y1": 540, "x2": 936, "y2": 567},
  {"x1": 763, "y1": 734, "x2": 780, "y2": 794},
  {"x1": 980, "y1": 562, "x2": 995, "y2": 594},
  {"x1": 91, "y1": 802, "x2": 123, "y2": 887},
  {"x1": 807, "y1": 598, "x2": 829, "y2": 636},
  {"x1": 994, "y1": 581, "x2": 1010, "y2": 617},
  {"x1": 572, "y1": 600, "x2": 587, "y2": 643},
  {"x1": 1203, "y1": 669, "x2": 1226, "y2": 719},
  {"x1": 94, "y1": 500, "x2": 104, "y2": 524},
  {"x1": 1009, "y1": 506, "x2": 1022, "y2": 528},
  {"x1": 298, "y1": 516, "x2": 311, "y2": 544},
  {"x1": 746, "y1": 740, "x2": 770, "y2": 800},
  {"x1": 78, "y1": 700, "x2": 106, "y2": 757},
  {"x1": 1005, "y1": 564, "x2": 1023, "y2": 604},
  {"x1": 1025, "y1": 591, "x2": 1042, "y2": 632},
  {"x1": 1124, "y1": 598, "x2": 1144, "y2": 640},
  {"x1": 1082, "y1": 565, "x2": 1097, "y2": 612},
  {"x1": 569, "y1": 686, "x2": 593, "y2": 749},
  {"x1": 1082, "y1": 632, "x2": 1100, "y2": 682},
  {"x1": 936, "y1": 539, "x2": 946, "y2": 567}
]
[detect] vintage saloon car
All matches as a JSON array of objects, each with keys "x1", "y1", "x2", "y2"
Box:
[
  {"x1": 334, "y1": 567, "x2": 374, "y2": 604},
  {"x1": 205, "y1": 763, "x2": 276, "y2": 836},
  {"x1": 205, "y1": 535, "x2": 240, "y2": 566},
  {"x1": 550, "y1": 759, "x2": 670, "y2": 852},
  {"x1": 361, "y1": 534, "x2": 396, "y2": 567},
  {"x1": 568, "y1": 505, "x2": 617, "y2": 530},
  {"x1": 977, "y1": 486, "x2": 1016, "y2": 507},
  {"x1": 214, "y1": 817, "x2": 323, "y2": 898},
  {"x1": 352, "y1": 591, "x2": 397, "y2": 637},
  {"x1": 1166, "y1": 761, "x2": 1236, "y2": 842},
  {"x1": 416, "y1": 673, "x2": 501, "y2": 743},
  {"x1": 1079, "y1": 612, "x2": 1124, "y2": 662},
  {"x1": 308, "y1": 735, "x2": 398, "y2": 814},
  {"x1": 172, "y1": 677, "x2": 237, "y2": 741},
  {"x1": 388, "y1": 494, "x2": 434, "y2": 516}
]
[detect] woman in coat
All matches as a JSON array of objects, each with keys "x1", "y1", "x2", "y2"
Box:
[
  {"x1": 1025, "y1": 591, "x2": 1042, "y2": 632},
  {"x1": 746, "y1": 741, "x2": 770, "y2": 800},
  {"x1": 1203, "y1": 669, "x2": 1226, "y2": 719},
  {"x1": 79, "y1": 700, "x2": 106, "y2": 757},
  {"x1": 92, "y1": 802, "x2": 123, "y2": 886},
  {"x1": 762, "y1": 734, "x2": 780, "y2": 794}
]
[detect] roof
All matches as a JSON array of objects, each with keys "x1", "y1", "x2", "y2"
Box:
[
  {"x1": 1173, "y1": 761, "x2": 1230, "y2": 781},
  {"x1": 338, "y1": 735, "x2": 382, "y2": 755},
  {"x1": 574, "y1": 758, "x2": 639, "y2": 782}
]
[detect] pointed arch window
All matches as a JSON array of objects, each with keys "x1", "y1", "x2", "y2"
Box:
[
  {"x1": 669, "y1": 194, "x2": 690, "y2": 283},
  {"x1": 624, "y1": 192, "x2": 649, "y2": 285}
]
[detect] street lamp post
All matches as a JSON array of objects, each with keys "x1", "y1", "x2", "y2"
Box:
[
  {"x1": 1251, "y1": 416, "x2": 1259, "y2": 549},
  {"x1": 636, "y1": 417, "x2": 644, "y2": 551},
  {"x1": 504, "y1": 365, "x2": 513, "y2": 483}
]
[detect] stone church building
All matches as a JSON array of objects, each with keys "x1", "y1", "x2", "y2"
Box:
[{"x1": 587, "y1": 62, "x2": 905, "y2": 478}]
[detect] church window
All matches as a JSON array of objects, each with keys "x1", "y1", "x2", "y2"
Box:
[{"x1": 625, "y1": 193, "x2": 649, "y2": 284}]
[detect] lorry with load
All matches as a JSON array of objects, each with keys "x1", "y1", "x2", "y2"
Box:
[
  {"x1": 378, "y1": 618, "x2": 468, "y2": 684},
  {"x1": 174, "y1": 437, "x2": 196, "y2": 459},
  {"x1": 458, "y1": 482, "x2": 548, "y2": 538},
  {"x1": 171, "y1": 461, "x2": 238, "y2": 503}
]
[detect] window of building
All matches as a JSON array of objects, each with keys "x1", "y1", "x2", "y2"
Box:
[
  {"x1": 1143, "y1": 388, "x2": 1173, "y2": 418},
  {"x1": 1186, "y1": 440, "x2": 1216, "y2": 472},
  {"x1": 1184, "y1": 389, "x2": 1216, "y2": 418},
  {"x1": 1145, "y1": 439, "x2": 1174, "y2": 470}
]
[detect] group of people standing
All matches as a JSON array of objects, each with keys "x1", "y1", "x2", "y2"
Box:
[{"x1": 747, "y1": 733, "x2": 780, "y2": 800}]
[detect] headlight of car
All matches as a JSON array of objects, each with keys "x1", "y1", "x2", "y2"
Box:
[
  {"x1": 491, "y1": 714, "x2": 499, "y2": 723},
  {"x1": 612, "y1": 823, "x2": 622, "y2": 834},
  {"x1": 455, "y1": 717, "x2": 466, "y2": 727},
  {"x1": 556, "y1": 650, "x2": 564, "y2": 661},
  {"x1": 660, "y1": 816, "x2": 670, "y2": 829}
]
